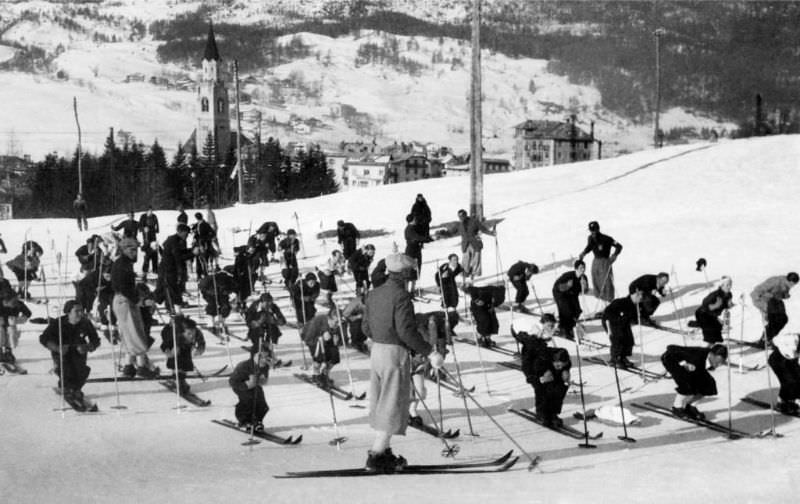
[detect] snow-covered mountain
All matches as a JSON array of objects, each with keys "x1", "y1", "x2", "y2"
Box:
[
  {"x1": 0, "y1": 1, "x2": 733, "y2": 161},
  {"x1": 3, "y1": 135, "x2": 799, "y2": 502}
]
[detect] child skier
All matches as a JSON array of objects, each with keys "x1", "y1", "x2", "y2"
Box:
[
  {"x1": 160, "y1": 315, "x2": 206, "y2": 394},
  {"x1": 229, "y1": 344, "x2": 272, "y2": 432},
  {"x1": 245, "y1": 293, "x2": 287, "y2": 355}
]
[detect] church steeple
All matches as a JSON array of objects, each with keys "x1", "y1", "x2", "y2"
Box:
[{"x1": 203, "y1": 22, "x2": 220, "y2": 62}]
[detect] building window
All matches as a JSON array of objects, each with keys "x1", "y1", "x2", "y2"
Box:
[
  {"x1": 364, "y1": 169, "x2": 370, "y2": 176},
  {"x1": 201, "y1": 98, "x2": 209, "y2": 112},
  {"x1": 217, "y1": 99, "x2": 224, "y2": 113}
]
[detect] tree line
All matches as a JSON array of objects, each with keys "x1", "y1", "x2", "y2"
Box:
[{"x1": 12, "y1": 131, "x2": 337, "y2": 219}]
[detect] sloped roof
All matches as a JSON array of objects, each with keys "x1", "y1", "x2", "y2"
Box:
[
  {"x1": 204, "y1": 23, "x2": 220, "y2": 62},
  {"x1": 514, "y1": 119, "x2": 593, "y2": 141}
]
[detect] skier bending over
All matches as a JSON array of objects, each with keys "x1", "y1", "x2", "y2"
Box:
[
  {"x1": 768, "y1": 333, "x2": 800, "y2": 415},
  {"x1": 229, "y1": 345, "x2": 272, "y2": 432},
  {"x1": 301, "y1": 309, "x2": 341, "y2": 386},
  {"x1": 661, "y1": 343, "x2": 728, "y2": 420},
  {"x1": 750, "y1": 272, "x2": 799, "y2": 348},
  {"x1": 691, "y1": 276, "x2": 734, "y2": 345},
  {"x1": 161, "y1": 315, "x2": 206, "y2": 394}
]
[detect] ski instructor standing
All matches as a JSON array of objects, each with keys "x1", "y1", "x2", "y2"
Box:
[
  {"x1": 362, "y1": 253, "x2": 444, "y2": 474},
  {"x1": 578, "y1": 220, "x2": 622, "y2": 309}
]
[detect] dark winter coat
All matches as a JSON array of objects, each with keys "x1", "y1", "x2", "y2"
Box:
[
  {"x1": 246, "y1": 301, "x2": 286, "y2": 344},
  {"x1": 508, "y1": 261, "x2": 534, "y2": 282},
  {"x1": 111, "y1": 255, "x2": 138, "y2": 303},
  {"x1": 160, "y1": 234, "x2": 193, "y2": 282},
  {"x1": 404, "y1": 224, "x2": 430, "y2": 265},
  {"x1": 362, "y1": 274, "x2": 431, "y2": 356},
  {"x1": 468, "y1": 285, "x2": 502, "y2": 337},
  {"x1": 661, "y1": 345, "x2": 717, "y2": 396},
  {"x1": 198, "y1": 271, "x2": 237, "y2": 317},
  {"x1": 112, "y1": 218, "x2": 139, "y2": 239},
  {"x1": 39, "y1": 314, "x2": 100, "y2": 390},
  {"x1": 580, "y1": 232, "x2": 622, "y2": 259},
  {"x1": 75, "y1": 244, "x2": 103, "y2": 272},
  {"x1": 139, "y1": 213, "x2": 160, "y2": 244},
  {"x1": 435, "y1": 262, "x2": 463, "y2": 309},
  {"x1": 229, "y1": 358, "x2": 269, "y2": 395},
  {"x1": 629, "y1": 274, "x2": 665, "y2": 296},
  {"x1": 160, "y1": 319, "x2": 205, "y2": 372},
  {"x1": 290, "y1": 277, "x2": 319, "y2": 325}
]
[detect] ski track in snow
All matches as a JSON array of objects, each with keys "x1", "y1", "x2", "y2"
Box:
[{"x1": 3, "y1": 136, "x2": 800, "y2": 503}]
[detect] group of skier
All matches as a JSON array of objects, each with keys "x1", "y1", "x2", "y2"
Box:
[{"x1": 4, "y1": 192, "x2": 800, "y2": 473}]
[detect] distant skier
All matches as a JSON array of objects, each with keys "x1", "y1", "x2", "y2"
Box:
[
  {"x1": 435, "y1": 254, "x2": 464, "y2": 316},
  {"x1": 176, "y1": 204, "x2": 188, "y2": 226},
  {"x1": 138, "y1": 206, "x2": 160, "y2": 276},
  {"x1": 348, "y1": 244, "x2": 376, "y2": 295},
  {"x1": 456, "y1": 209, "x2": 495, "y2": 284},
  {"x1": 507, "y1": 260, "x2": 539, "y2": 313},
  {"x1": 73, "y1": 193, "x2": 88, "y2": 231},
  {"x1": 245, "y1": 293, "x2": 286, "y2": 356},
  {"x1": 769, "y1": 333, "x2": 800, "y2": 414},
  {"x1": 661, "y1": 343, "x2": 728, "y2": 420},
  {"x1": 301, "y1": 309, "x2": 341, "y2": 386},
  {"x1": 628, "y1": 272, "x2": 670, "y2": 325},
  {"x1": 39, "y1": 300, "x2": 100, "y2": 405},
  {"x1": 552, "y1": 260, "x2": 589, "y2": 340},
  {"x1": 160, "y1": 315, "x2": 205, "y2": 394},
  {"x1": 577, "y1": 221, "x2": 622, "y2": 307},
  {"x1": 291, "y1": 273, "x2": 320, "y2": 326},
  {"x1": 256, "y1": 221, "x2": 281, "y2": 262},
  {"x1": 409, "y1": 193, "x2": 432, "y2": 239},
  {"x1": 229, "y1": 345, "x2": 272, "y2": 432},
  {"x1": 602, "y1": 288, "x2": 644, "y2": 368},
  {"x1": 692, "y1": 276, "x2": 734, "y2": 344},
  {"x1": 750, "y1": 272, "x2": 799, "y2": 348},
  {"x1": 336, "y1": 220, "x2": 360, "y2": 261}
]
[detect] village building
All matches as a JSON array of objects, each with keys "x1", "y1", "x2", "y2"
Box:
[{"x1": 513, "y1": 116, "x2": 601, "y2": 170}]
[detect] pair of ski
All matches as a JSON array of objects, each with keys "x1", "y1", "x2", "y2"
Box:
[
  {"x1": 632, "y1": 402, "x2": 753, "y2": 439},
  {"x1": 1, "y1": 362, "x2": 28, "y2": 375},
  {"x1": 85, "y1": 365, "x2": 229, "y2": 383},
  {"x1": 408, "y1": 417, "x2": 460, "y2": 439},
  {"x1": 582, "y1": 356, "x2": 667, "y2": 380},
  {"x1": 53, "y1": 388, "x2": 99, "y2": 413},
  {"x1": 160, "y1": 380, "x2": 211, "y2": 407},
  {"x1": 454, "y1": 337, "x2": 518, "y2": 358},
  {"x1": 212, "y1": 419, "x2": 302, "y2": 445},
  {"x1": 509, "y1": 407, "x2": 602, "y2": 440},
  {"x1": 293, "y1": 372, "x2": 366, "y2": 401},
  {"x1": 275, "y1": 450, "x2": 519, "y2": 478},
  {"x1": 424, "y1": 370, "x2": 476, "y2": 396}
]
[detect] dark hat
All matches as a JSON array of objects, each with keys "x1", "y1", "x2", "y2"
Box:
[
  {"x1": 286, "y1": 228, "x2": 296, "y2": 235},
  {"x1": 337, "y1": 220, "x2": 345, "y2": 227},
  {"x1": 63, "y1": 299, "x2": 82, "y2": 314},
  {"x1": 528, "y1": 263, "x2": 539, "y2": 274},
  {"x1": 364, "y1": 244, "x2": 375, "y2": 251},
  {"x1": 588, "y1": 221, "x2": 600, "y2": 232},
  {"x1": 540, "y1": 313, "x2": 557, "y2": 325},
  {"x1": 305, "y1": 272, "x2": 318, "y2": 282},
  {"x1": 695, "y1": 258, "x2": 707, "y2": 272},
  {"x1": 177, "y1": 224, "x2": 190, "y2": 233},
  {"x1": 194, "y1": 212, "x2": 203, "y2": 220},
  {"x1": 788, "y1": 272, "x2": 800, "y2": 283},
  {"x1": 260, "y1": 292, "x2": 273, "y2": 303}
]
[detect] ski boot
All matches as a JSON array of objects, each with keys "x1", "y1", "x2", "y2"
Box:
[
  {"x1": 408, "y1": 415, "x2": 423, "y2": 427},
  {"x1": 779, "y1": 401, "x2": 799, "y2": 415},
  {"x1": 684, "y1": 404, "x2": 706, "y2": 421},
  {"x1": 121, "y1": 364, "x2": 137, "y2": 378},
  {"x1": 136, "y1": 365, "x2": 160, "y2": 379},
  {"x1": 0, "y1": 347, "x2": 13, "y2": 364},
  {"x1": 253, "y1": 421, "x2": 265, "y2": 433}
]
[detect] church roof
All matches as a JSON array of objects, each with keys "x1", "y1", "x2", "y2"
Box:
[{"x1": 204, "y1": 23, "x2": 220, "y2": 62}]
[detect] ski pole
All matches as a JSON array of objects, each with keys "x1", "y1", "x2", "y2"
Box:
[
  {"x1": 293, "y1": 212, "x2": 306, "y2": 259},
  {"x1": 54, "y1": 251, "x2": 66, "y2": 415},
  {"x1": 447, "y1": 337, "x2": 477, "y2": 437},
  {"x1": 724, "y1": 309, "x2": 733, "y2": 435},
  {"x1": 440, "y1": 368, "x2": 541, "y2": 471},
  {"x1": 316, "y1": 338, "x2": 346, "y2": 447},
  {"x1": 333, "y1": 302, "x2": 363, "y2": 402},
  {"x1": 297, "y1": 278, "x2": 309, "y2": 370},
  {"x1": 760, "y1": 326, "x2": 780, "y2": 438},
  {"x1": 611, "y1": 358, "x2": 636, "y2": 442},
  {"x1": 573, "y1": 323, "x2": 597, "y2": 448},
  {"x1": 410, "y1": 372, "x2": 459, "y2": 457},
  {"x1": 467, "y1": 312, "x2": 492, "y2": 395},
  {"x1": 209, "y1": 266, "x2": 233, "y2": 370},
  {"x1": 107, "y1": 306, "x2": 127, "y2": 411},
  {"x1": 637, "y1": 303, "x2": 645, "y2": 382},
  {"x1": 169, "y1": 313, "x2": 186, "y2": 412},
  {"x1": 668, "y1": 287, "x2": 687, "y2": 346},
  {"x1": 739, "y1": 294, "x2": 745, "y2": 374}
]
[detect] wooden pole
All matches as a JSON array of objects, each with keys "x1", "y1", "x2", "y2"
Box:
[
  {"x1": 469, "y1": 0, "x2": 483, "y2": 220},
  {"x1": 73, "y1": 97, "x2": 83, "y2": 195},
  {"x1": 234, "y1": 60, "x2": 244, "y2": 204}
]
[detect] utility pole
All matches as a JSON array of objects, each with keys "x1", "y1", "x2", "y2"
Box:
[
  {"x1": 469, "y1": 0, "x2": 483, "y2": 220},
  {"x1": 654, "y1": 28, "x2": 665, "y2": 148},
  {"x1": 73, "y1": 97, "x2": 83, "y2": 195},
  {"x1": 233, "y1": 59, "x2": 244, "y2": 204}
]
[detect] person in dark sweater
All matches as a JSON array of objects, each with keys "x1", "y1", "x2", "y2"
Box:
[
  {"x1": 291, "y1": 273, "x2": 320, "y2": 326},
  {"x1": 435, "y1": 254, "x2": 464, "y2": 317},
  {"x1": 112, "y1": 238, "x2": 158, "y2": 378},
  {"x1": 160, "y1": 315, "x2": 205, "y2": 394},
  {"x1": 577, "y1": 221, "x2": 622, "y2": 306},
  {"x1": 409, "y1": 310, "x2": 450, "y2": 423},
  {"x1": 39, "y1": 300, "x2": 100, "y2": 401},
  {"x1": 661, "y1": 343, "x2": 728, "y2": 420},
  {"x1": 111, "y1": 211, "x2": 139, "y2": 239},
  {"x1": 507, "y1": 260, "x2": 539, "y2": 313},
  {"x1": 362, "y1": 253, "x2": 443, "y2": 474},
  {"x1": 750, "y1": 272, "x2": 799, "y2": 347},
  {"x1": 629, "y1": 272, "x2": 670, "y2": 324},
  {"x1": 409, "y1": 193, "x2": 432, "y2": 239},
  {"x1": 278, "y1": 229, "x2": 301, "y2": 288},
  {"x1": 336, "y1": 220, "x2": 360, "y2": 261},
  {"x1": 602, "y1": 288, "x2": 644, "y2": 368},
  {"x1": 74, "y1": 235, "x2": 104, "y2": 274},
  {"x1": 139, "y1": 207, "x2": 160, "y2": 276},
  {"x1": 256, "y1": 221, "x2": 281, "y2": 262},
  {"x1": 692, "y1": 276, "x2": 734, "y2": 344},
  {"x1": 467, "y1": 284, "x2": 505, "y2": 348},
  {"x1": 348, "y1": 244, "x2": 376, "y2": 295},
  {"x1": 197, "y1": 268, "x2": 237, "y2": 333},
  {"x1": 155, "y1": 224, "x2": 196, "y2": 312},
  {"x1": 552, "y1": 260, "x2": 589, "y2": 340},
  {"x1": 192, "y1": 212, "x2": 217, "y2": 279},
  {"x1": 229, "y1": 345, "x2": 272, "y2": 431},
  {"x1": 403, "y1": 213, "x2": 432, "y2": 292},
  {"x1": 245, "y1": 293, "x2": 286, "y2": 355}
]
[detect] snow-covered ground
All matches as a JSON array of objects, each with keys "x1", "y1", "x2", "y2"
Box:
[{"x1": 4, "y1": 135, "x2": 800, "y2": 503}]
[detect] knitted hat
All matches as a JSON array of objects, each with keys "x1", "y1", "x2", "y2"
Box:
[{"x1": 385, "y1": 253, "x2": 416, "y2": 273}]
